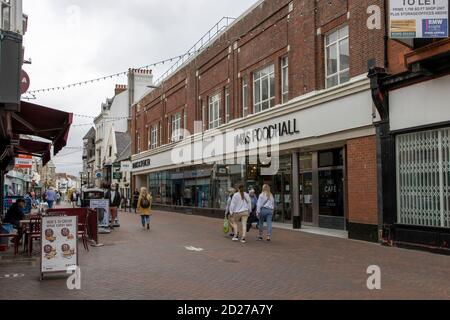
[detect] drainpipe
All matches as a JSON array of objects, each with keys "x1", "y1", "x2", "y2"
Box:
[{"x1": 368, "y1": 65, "x2": 396, "y2": 245}]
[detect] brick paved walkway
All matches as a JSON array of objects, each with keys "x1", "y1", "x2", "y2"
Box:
[{"x1": 1, "y1": 209, "x2": 449, "y2": 300}]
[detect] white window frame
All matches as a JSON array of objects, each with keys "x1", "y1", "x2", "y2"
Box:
[
  {"x1": 325, "y1": 25, "x2": 350, "y2": 89},
  {"x1": 1, "y1": 1, "x2": 11, "y2": 31},
  {"x1": 253, "y1": 64, "x2": 275, "y2": 114},
  {"x1": 225, "y1": 87, "x2": 231, "y2": 124},
  {"x1": 150, "y1": 125, "x2": 158, "y2": 150},
  {"x1": 208, "y1": 93, "x2": 221, "y2": 129},
  {"x1": 242, "y1": 76, "x2": 248, "y2": 117},
  {"x1": 281, "y1": 56, "x2": 289, "y2": 104},
  {"x1": 171, "y1": 113, "x2": 182, "y2": 143}
]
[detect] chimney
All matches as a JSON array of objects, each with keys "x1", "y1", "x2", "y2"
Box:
[{"x1": 115, "y1": 84, "x2": 127, "y2": 96}]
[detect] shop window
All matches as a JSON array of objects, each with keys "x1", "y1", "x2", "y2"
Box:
[
  {"x1": 208, "y1": 93, "x2": 221, "y2": 129},
  {"x1": 281, "y1": 56, "x2": 289, "y2": 104},
  {"x1": 319, "y1": 149, "x2": 344, "y2": 168},
  {"x1": 397, "y1": 128, "x2": 450, "y2": 228},
  {"x1": 253, "y1": 64, "x2": 275, "y2": 113},
  {"x1": 325, "y1": 25, "x2": 349, "y2": 88}
]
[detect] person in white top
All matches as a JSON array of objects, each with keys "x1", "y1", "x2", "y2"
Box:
[
  {"x1": 229, "y1": 185, "x2": 252, "y2": 243},
  {"x1": 256, "y1": 184, "x2": 275, "y2": 241}
]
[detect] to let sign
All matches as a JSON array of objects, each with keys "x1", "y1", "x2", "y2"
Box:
[{"x1": 390, "y1": 0, "x2": 449, "y2": 38}]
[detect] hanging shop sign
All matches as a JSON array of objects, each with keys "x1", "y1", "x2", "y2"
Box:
[
  {"x1": 20, "y1": 70, "x2": 30, "y2": 94},
  {"x1": 389, "y1": 0, "x2": 449, "y2": 38},
  {"x1": 120, "y1": 161, "x2": 132, "y2": 172},
  {"x1": 40, "y1": 216, "x2": 78, "y2": 279},
  {"x1": 14, "y1": 154, "x2": 32, "y2": 169}
]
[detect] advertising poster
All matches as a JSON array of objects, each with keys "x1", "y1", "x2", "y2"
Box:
[
  {"x1": 41, "y1": 216, "x2": 78, "y2": 274},
  {"x1": 390, "y1": 0, "x2": 449, "y2": 38},
  {"x1": 90, "y1": 199, "x2": 110, "y2": 227}
]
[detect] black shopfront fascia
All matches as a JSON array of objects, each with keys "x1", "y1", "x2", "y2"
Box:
[
  {"x1": 368, "y1": 55, "x2": 450, "y2": 254},
  {"x1": 0, "y1": 30, "x2": 22, "y2": 110}
]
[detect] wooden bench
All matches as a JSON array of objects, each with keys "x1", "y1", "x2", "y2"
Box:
[{"x1": 0, "y1": 234, "x2": 19, "y2": 255}]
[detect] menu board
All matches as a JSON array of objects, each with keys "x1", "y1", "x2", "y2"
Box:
[{"x1": 41, "y1": 216, "x2": 78, "y2": 274}]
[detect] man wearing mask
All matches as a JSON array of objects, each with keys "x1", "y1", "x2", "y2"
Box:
[{"x1": 105, "y1": 183, "x2": 121, "y2": 229}]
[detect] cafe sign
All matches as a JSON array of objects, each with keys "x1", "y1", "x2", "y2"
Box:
[
  {"x1": 390, "y1": 0, "x2": 449, "y2": 38},
  {"x1": 40, "y1": 216, "x2": 78, "y2": 279}
]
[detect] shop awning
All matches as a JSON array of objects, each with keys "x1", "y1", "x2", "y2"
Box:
[
  {"x1": 14, "y1": 139, "x2": 52, "y2": 166},
  {"x1": 10, "y1": 101, "x2": 73, "y2": 155}
]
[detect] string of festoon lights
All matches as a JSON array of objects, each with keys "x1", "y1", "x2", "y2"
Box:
[{"x1": 26, "y1": 49, "x2": 204, "y2": 94}]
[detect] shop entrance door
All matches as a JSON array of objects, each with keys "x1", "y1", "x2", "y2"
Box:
[{"x1": 299, "y1": 149, "x2": 346, "y2": 230}]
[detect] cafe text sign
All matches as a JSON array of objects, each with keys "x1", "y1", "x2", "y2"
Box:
[
  {"x1": 41, "y1": 216, "x2": 78, "y2": 276},
  {"x1": 390, "y1": 0, "x2": 449, "y2": 38}
]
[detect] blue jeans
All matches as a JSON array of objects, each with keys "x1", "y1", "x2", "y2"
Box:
[
  {"x1": 141, "y1": 215, "x2": 151, "y2": 226},
  {"x1": 258, "y1": 208, "x2": 273, "y2": 237},
  {"x1": 47, "y1": 201, "x2": 54, "y2": 209}
]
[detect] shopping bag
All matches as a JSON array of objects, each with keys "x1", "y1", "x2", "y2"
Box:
[{"x1": 223, "y1": 218, "x2": 230, "y2": 234}]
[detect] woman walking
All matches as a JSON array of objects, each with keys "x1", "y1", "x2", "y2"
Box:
[
  {"x1": 224, "y1": 188, "x2": 236, "y2": 237},
  {"x1": 257, "y1": 184, "x2": 275, "y2": 241},
  {"x1": 229, "y1": 185, "x2": 252, "y2": 243},
  {"x1": 137, "y1": 187, "x2": 153, "y2": 230}
]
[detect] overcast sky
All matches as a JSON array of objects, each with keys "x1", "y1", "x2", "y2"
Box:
[{"x1": 22, "y1": 0, "x2": 257, "y2": 176}]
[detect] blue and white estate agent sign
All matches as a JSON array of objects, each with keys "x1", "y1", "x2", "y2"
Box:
[{"x1": 390, "y1": 0, "x2": 449, "y2": 38}]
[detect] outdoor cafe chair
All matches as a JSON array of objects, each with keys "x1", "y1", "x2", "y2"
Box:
[
  {"x1": 24, "y1": 217, "x2": 41, "y2": 255},
  {"x1": 78, "y1": 211, "x2": 90, "y2": 252}
]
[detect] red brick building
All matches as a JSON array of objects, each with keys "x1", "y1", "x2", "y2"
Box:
[{"x1": 131, "y1": 0, "x2": 387, "y2": 242}]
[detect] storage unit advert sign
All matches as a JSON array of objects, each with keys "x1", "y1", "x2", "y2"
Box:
[
  {"x1": 41, "y1": 216, "x2": 78, "y2": 274},
  {"x1": 390, "y1": 0, "x2": 449, "y2": 38}
]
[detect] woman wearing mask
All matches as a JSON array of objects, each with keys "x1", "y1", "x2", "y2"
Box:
[
  {"x1": 257, "y1": 184, "x2": 275, "y2": 242},
  {"x1": 137, "y1": 187, "x2": 153, "y2": 230},
  {"x1": 229, "y1": 185, "x2": 252, "y2": 243}
]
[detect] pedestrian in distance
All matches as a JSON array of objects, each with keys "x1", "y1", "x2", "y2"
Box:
[
  {"x1": 229, "y1": 185, "x2": 252, "y2": 243},
  {"x1": 257, "y1": 184, "x2": 275, "y2": 242},
  {"x1": 105, "y1": 183, "x2": 121, "y2": 228},
  {"x1": 45, "y1": 187, "x2": 56, "y2": 209},
  {"x1": 137, "y1": 187, "x2": 153, "y2": 230},
  {"x1": 224, "y1": 188, "x2": 236, "y2": 238},
  {"x1": 132, "y1": 189, "x2": 140, "y2": 214},
  {"x1": 247, "y1": 189, "x2": 259, "y2": 233}
]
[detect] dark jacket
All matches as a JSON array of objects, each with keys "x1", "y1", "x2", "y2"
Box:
[
  {"x1": 105, "y1": 190, "x2": 122, "y2": 207},
  {"x1": 4, "y1": 203, "x2": 25, "y2": 227}
]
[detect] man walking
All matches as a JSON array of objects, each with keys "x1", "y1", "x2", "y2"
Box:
[
  {"x1": 105, "y1": 183, "x2": 121, "y2": 228},
  {"x1": 45, "y1": 188, "x2": 56, "y2": 209}
]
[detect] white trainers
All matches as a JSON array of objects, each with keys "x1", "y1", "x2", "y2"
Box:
[
  {"x1": 240, "y1": 239, "x2": 247, "y2": 243},
  {"x1": 232, "y1": 237, "x2": 239, "y2": 242}
]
